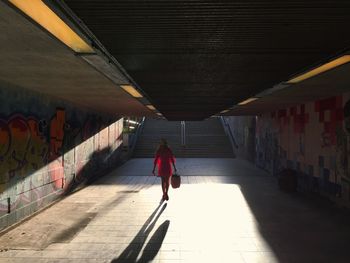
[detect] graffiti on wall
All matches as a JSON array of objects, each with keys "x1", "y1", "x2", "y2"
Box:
[
  {"x1": 0, "y1": 108, "x2": 118, "y2": 192},
  {"x1": 0, "y1": 84, "x2": 125, "y2": 231},
  {"x1": 336, "y1": 100, "x2": 350, "y2": 181},
  {"x1": 255, "y1": 94, "x2": 350, "y2": 197},
  {"x1": 0, "y1": 114, "x2": 49, "y2": 186},
  {"x1": 0, "y1": 109, "x2": 73, "y2": 189},
  {"x1": 255, "y1": 116, "x2": 280, "y2": 174}
]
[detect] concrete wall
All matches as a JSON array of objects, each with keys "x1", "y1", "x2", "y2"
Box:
[
  {"x1": 0, "y1": 84, "x2": 123, "y2": 230},
  {"x1": 225, "y1": 116, "x2": 256, "y2": 162}
]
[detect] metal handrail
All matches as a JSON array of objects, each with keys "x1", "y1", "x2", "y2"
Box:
[
  {"x1": 128, "y1": 117, "x2": 146, "y2": 155},
  {"x1": 220, "y1": 116, "x2": 238, "y2": 149}
]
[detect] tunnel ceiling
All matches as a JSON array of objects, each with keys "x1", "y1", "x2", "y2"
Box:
[
  {"x1": 226, "y1": 61, "x2": 350, "y2": 115},
  {"x1": 0, "y1": 1, "x2": 155, "y2": 118},
  {"x1": 64, "y1": 0, "x2": 350, "y2": 120}
]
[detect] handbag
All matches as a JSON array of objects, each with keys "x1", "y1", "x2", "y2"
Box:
[{"x1": 171, "y1": 173, "x2": 181, "y2": 189}]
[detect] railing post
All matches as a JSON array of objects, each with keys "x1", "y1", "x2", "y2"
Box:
[{"x1": 181, "y1": 121, "x2": 186, "y2": 146}]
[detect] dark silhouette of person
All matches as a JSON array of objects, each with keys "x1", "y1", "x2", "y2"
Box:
[{"x1": 111, "y1": 203, "x2": 168, "y2": 263}]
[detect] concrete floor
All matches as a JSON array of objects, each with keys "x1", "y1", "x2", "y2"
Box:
[{"x1": 1, "y1": 158, "x2": 350, "y2": 262}]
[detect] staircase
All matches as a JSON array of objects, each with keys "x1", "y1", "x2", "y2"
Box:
[{"x1": 133, "y1": 118, "x2": 234, "y2": 158}]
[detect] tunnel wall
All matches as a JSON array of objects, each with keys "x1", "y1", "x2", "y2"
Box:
[
  {"x1": 255, "y1": 92, "x2": 350, "y2": 203},
  {"x1": 224, "y1": 116, "x2": 256, "y2": 161},
  {"x1": 0, "y1": 84, "x2": 123, "y2": 230}
]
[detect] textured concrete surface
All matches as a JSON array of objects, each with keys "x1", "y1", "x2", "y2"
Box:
[
  {"x1": 1, "y1": 158, "x2": 350, "y2": 262},
  {"x1": 0, "y1": 1, "x2": 152, "y2": 116}
]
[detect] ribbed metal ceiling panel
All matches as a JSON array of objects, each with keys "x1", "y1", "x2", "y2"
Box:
[{"x1": 65, "y1": 0, "x2": 350, "y2": 120}]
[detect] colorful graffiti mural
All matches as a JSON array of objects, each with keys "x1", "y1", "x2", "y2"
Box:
[
  {"x1": 0, "y1": 109, "x2": 99, "y2": 188},
  {"x1": 0, "y1": 106, "x2": 123, "y2": 230},
  {"x1": 0, "y1": 114, "x2": 48, "y2": 186},
  {"x1": 255, "y1": 93, "x2": 350, "y2": 199}
]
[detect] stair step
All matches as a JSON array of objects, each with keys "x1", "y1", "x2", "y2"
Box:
[{"x1": 133, "y1": 118, "x2": 234, "y2": 158}]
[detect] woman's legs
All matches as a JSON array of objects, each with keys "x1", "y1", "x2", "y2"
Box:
[
  {"x1": 161, "y1": 177, "x2": 167, "y2": 198},
  {"x1": 164, "y1": 176, "x2": 170, "y2": 200},
  {"x1": 161, "y1": 176, "x2": 170, "y2": 200}
]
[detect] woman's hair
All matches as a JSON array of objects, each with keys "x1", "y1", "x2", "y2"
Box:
[
  {"x1": 160, "y1": 138, "x2": 168, "y2": 146},
  {"x1": 156, "y1": 138, "x2": 168, "y2": 152}
]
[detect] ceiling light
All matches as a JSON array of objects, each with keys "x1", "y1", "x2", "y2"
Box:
[
  {"x1": 220, "y1": 109, "x2": 230, "y2": 113},
  {"x1": 120, "y1": 85, "x2": 143, "y2": 98},
  {"x1": 126, "y1": 120, "x2": 139, "y2": 125},
  {"x1": 146, "y1": 105, "x2": 156, "y2": 110},
  {"x1": 9, "y1": 0, "x2": 94, "y2": 53},
  {"x1": 156, "y1": 113, "x2": 162, "y2": 116},
  {"x1": 287, "y1": 55, "x2": 350, "y2": 84},
  {"x1": 238, "y1": 97, "x2": 258, "y2": 105}
]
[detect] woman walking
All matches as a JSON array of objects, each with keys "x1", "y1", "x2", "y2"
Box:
[{"x1": 152, "y1": 138, "x2": 177, "y2": 201}]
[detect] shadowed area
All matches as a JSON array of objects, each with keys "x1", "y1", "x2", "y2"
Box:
[
  {"x1": 1, "y1": 158, "x2": 350, "y2": 262},
  {"x1": 64, "y1": 0, "x2": 350, "y2": 120}
]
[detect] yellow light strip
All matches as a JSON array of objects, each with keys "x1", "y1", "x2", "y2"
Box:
[
  {"x1": 9, "y1": 0, "x2": 94, "y2": 53},
  {"x1": 146, "y1": 105, "x2": 156, "y2": 110},
  {"x1": 238, "y1": 97, "x2": 258, "y2": 105},
  {"x1": 120, "y1": 85, "x2": 143, "y2": 98},
  {"x1": 220, "y1": 109, "x2": 230, "y2": 113},
  {"x1": 287, "y1": 55, "x2": 350, "y2": 84}
]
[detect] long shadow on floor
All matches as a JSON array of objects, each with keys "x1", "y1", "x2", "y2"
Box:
[
  {"x1": 138, "y1": 220, "x2": 170, "y2": 263},
  {"x1": 233, "y1": 175, "x2": 350, "y2": 263},
  {"x1": 111, "y1": 202, "x2": 169, "y2": 263}
]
